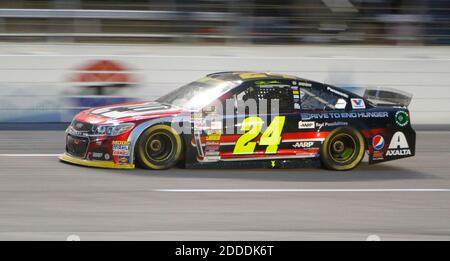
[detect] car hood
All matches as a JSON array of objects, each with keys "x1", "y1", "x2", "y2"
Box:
[{"x1": 75, "y1": 101, "x2": 185, "y2": 124}]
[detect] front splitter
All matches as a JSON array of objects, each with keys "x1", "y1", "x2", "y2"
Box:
[{"x1": 59, "y1": 153, "x2": 135, "y2": 169}]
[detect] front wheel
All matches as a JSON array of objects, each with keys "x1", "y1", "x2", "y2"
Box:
[
  {"x1": 320, "y1": 127, "x2": 365, "y2": 171},
  {"x1": 135, "y1": 125, "x2": 182, "y2": 170}
]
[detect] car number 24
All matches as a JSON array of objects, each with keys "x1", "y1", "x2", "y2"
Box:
[{"x1": 233, "y1": 116, "x2": 286, "y2": 155}]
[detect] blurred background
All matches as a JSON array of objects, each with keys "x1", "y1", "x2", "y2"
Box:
[{"x1": 0, "y1": 0, "x2": 448, "y2": 125}]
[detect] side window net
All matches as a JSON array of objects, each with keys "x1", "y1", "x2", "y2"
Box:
[{"x1": 242, "y1": 86, "x2": 294, "y2": 113}]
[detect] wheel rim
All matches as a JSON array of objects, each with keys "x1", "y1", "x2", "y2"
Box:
[
  {"x1": 328, "y1": 133, "x2": 357, "y2": 163},
  {"x1": 144, "y1": 132, "x2": 174, "y2": 162}
]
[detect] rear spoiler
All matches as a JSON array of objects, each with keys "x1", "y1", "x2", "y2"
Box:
[{"x1": 341, "y1": 86, "x2": 413, "y2": 107}]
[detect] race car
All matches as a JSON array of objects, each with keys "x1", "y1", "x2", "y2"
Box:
[{"x1": 59, "y1": 71, "x2": 415, "y2": 171}]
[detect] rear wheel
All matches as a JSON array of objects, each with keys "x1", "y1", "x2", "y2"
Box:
[
  {"x1": 136, "y1": 125, "x2": 182, "y2": 170},
  {"x1": 320, "y1": 127, "x2": 365, "y2": 171}
]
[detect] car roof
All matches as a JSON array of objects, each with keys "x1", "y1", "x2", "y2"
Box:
[{"x1": 206, "y1": 71, "x2": 303, "y2": 82}]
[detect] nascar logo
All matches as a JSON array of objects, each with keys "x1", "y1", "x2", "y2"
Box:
[{"x1": 372, "y1": 135, "x2": 385, "y2": 151}]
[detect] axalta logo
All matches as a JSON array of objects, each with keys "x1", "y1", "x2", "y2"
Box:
[
  {"x1": 372, "y1": 135, "x2": 385, "y2": 151},
  {"x1": 386, "y1": 132, "x2": 412, "y2": 156},
  {"x1": 298, "y1": 121, "x2": 315, "y2": 129},
  {"x1": 351, "y1": 98, "x2": 366, "y2": 109}
]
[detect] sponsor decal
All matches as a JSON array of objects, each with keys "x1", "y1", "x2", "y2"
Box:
[
  {"x1": 206, "y1": 133, "x2": 221, "y2": 141},
  {"x1": 92, "y1": 152, "x2": 104, "y2": 159},
  {"x1": 292, "y1": 81, "x2": 297, "y2": 85},
  {"x1": 301, "y1": 111, "x2": 388, "y2": 120},
  {"x1": 395, "y1": 111, "x2": 409, "y2": 127},
  {"x1": 118, "y1": 157, "x2": 130, "y2": 164},
  {"x1": 239, "y1": 72, "x2": 267, "y2": 79},
  {"x1": 202, "y1": 155, "x2": 221, "y2": 161},
  {"x1": 335, "y1": 98, "x2": 347, "y2": 109},
  {"x1": 327, "y1": 87, "x2": 349, "y2": 98},
  {"x1": 293, "y1": 141, "x2": 314, "y2": 148},
  {"x1": 386, "y1": 132, "x2": 411, "y2": 156},
  {"x1": 292, "y1": 90, "x2": 299, "y2": 95},
  {"x1": 372, "y1": 151, "x2": 384, "y2": 160},
  {"x1": 351, "y1": 98, "x2": 366, "y2": 109},
  {"x1": 298, "y1": 121, "x2": 315, "y2": 129},
  {"x1": 255, "y1": 80, "x2": 280, "y2": 85},
  {"x1": 316, "y1": 121, "x2": 348, "y2": 128},
  {"x1": 294, "y1": 103, "x2": 300, "y2": 110},
  {"x1": 104, "y1": 153, "x2": 111, "y2": 160},
  {"x1": 372, "y1": 135, "x2": 385, "y2": 151},
  {"x1": 112, "y1": 140, "x2": 131, "y2": 156},
  {"x1": 298, "y1": 82, "x2": 312, "y2": 87}
]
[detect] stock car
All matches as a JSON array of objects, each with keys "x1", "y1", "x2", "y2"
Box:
[{"x1": 59, "y1": 71, "x2": 415, "y2": 171}]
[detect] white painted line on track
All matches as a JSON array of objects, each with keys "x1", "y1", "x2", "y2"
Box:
[
  {"x1": 0, "y1": 54, "x2": 448, "y2": 61},
  {"x1": 0, "y1": 154, "x2": 60, "y2": 157},
  {"x1": 155, "y1": 189, "x2": 450, "y2": 193}
]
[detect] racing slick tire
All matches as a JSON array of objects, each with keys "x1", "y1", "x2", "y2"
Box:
[
  {"x1": 136, "y1": 125, "x2": 182, "y2": 170},
  {"x1": 320, "y1": 127, "x2": 365, "y2": 171}
]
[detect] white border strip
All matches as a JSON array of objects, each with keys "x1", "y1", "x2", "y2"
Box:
[{"x1": 155, "y1": 188, "x2": 450, "y2": 192}]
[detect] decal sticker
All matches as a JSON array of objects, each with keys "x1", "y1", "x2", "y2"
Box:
[
  {"x1": 386, "y1": 132, "x2": 411, "y2": 156},
  {"x1": 233, "y1": 116, "x2": 286, "y2": 155},
  {"x1": 301, "y1": 111, "x2": 388, "y2": 120},
  {"x1": 92, "y1": 152, "x2": 104, "y2": 159},
  {"x1": 112, "y1": 140, "x2": 131, "y2": 156},
  {"x1": 316, "y1": 121, "x2": 348, "y2": 128},
  {"x1": 292, "y1": 141, "x2": 314, "y2": 148},
  {"x1": 298, "y1": 121, "x2": 315, "y2": 129},
  {"x1": 372, "y1": 135, "x2": 385, "y2": 151},
  {"x1": 271, "y1": 160, "x2": 276, "y2": 168},
  {"x1": 372, "y1": 151, "x2": 384, "y2": 160},
  {"x1": 294, "y1": 103, "x2": 300, "y2": 110},
  {"x1": 239, "y1": 73, "x2": 267, "y2": 79},
  {"x1": 292, "y1": 90, "x2": 299, "y2": 95},
  {"x1": 206, "y1": 133, "x2": 221, "y2": 141},
  {"x1": 351, "y1": 98, "x2": 366, "y2": 109},
  {"x1": 255, "y1": 80, "x2": 280, "y2": 85},
  {"x1": 298, "y1": 82, "x2": 312, "y2": 87},
  {"x1": 395, "y1": 111, "x2": 409, "y2": 127},
  {"x1": 118, "y1": 157, "x2": 130, "y2": 164},
  {"x1": 335, "y1": 99, "x2": 347, "y2": 109}
]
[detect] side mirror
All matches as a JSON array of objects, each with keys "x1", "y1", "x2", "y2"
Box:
[{"x1": 335, "y1": 99, "x2": 347, "y2": 109}]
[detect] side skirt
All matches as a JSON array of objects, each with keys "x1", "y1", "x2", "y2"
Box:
[{"x1": 185, "y1": 158, "x2": 321, "y2": 169}]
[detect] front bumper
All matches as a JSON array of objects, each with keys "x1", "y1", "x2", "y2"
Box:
[{"x1": 59, "y1": 153, "x2": 135, "y2": 169}]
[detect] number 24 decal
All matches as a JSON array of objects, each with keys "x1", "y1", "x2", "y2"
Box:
[{"x1": 233, "y1": 116, "x2": 286, "y2": 155}]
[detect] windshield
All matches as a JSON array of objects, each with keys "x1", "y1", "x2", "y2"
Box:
[{"x1": 156, "y1": 77, "x2": 241, "y2": 110}]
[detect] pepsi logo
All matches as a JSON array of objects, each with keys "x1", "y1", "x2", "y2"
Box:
[{"x1": 372, "y1": 135, "x2": 385, "y2": 151}]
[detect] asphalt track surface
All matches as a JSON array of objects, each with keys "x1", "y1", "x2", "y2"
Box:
[{"x1": 0, "y1": 131, "x2": 449, "y2": 240}]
